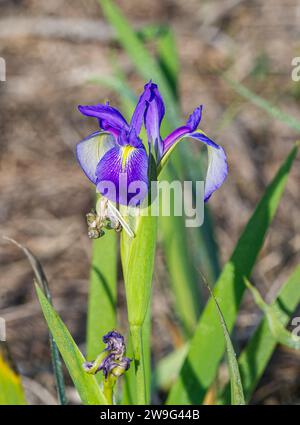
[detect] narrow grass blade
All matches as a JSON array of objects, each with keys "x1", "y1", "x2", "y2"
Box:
[
  {"x1": 87, "y1": 231, "x2": 117, "y2": 361},
  {"x1": 98, "y1": 0, "x2": 179, "y2": 124},
  {"x1": 221, "y1": 264, "x2": 300, "y2": 403},
  {"x1": 204, "y1": 281, "x2": 245, "y2": 405},
  {"x1": 156, "y1": 26, "x2": 179, "y2": 98},
  {"x1": 245, "y1": 278, "x2": 300, "y2": 349},
  {"x1": 4, "y1": 237, "x2": 67, "y2": 405},
  {"x1": 0, "y1": 343, "x2": 26, "y2": 405},
  {"x1": 35, "y1": 284, "x2": 108, "y2": 405},
  {"x1": 167, "y1": 144, "x2": 299, "y2": 404},
  {"x1": 224, "y1": 76, "x2": 300, "y2": 133}
]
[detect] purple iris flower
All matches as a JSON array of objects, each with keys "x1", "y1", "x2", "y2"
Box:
[{"x1": 76, "y1": 81, "x2": 227, "y2": 204}]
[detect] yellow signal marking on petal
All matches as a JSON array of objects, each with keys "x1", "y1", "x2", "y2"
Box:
[{"x1": 121, "y1": 145, "x2": 135, "y2": 171}]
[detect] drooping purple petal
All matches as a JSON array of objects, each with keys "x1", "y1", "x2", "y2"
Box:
[
  {"x1": 78, "y1": 104, "x2": 129, "y2": 134},
  {"x1": 76, "y1": 131, "x2": 116, "y2": 184},
  {"x1": 95, "y1": 145, "x2": 149, "y2": 205},
  {"x1": 162, "y1": 105, "x2": 203, "y2": 154},
  {"x1": 130, "y1": 81, "x2": 153, "y2": 134},
  {"x1": 144, "y1": 82, "x2": 165, "y2": 159},
  {"x1": 188, "y1": 132, "x2": 228, "y2": 201}
]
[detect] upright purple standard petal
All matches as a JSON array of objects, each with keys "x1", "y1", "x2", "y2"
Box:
[
  {"x1": 130, "y1": 81, "x2": 152, "y2": 135},
  {"x1": 95, "y1": 144, "x2": 148, "y2": 205},
  {"x1": 144, "y1": 82, "x2": 165, "y2": 159}
]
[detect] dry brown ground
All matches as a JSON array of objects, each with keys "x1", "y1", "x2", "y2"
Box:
[{"x1": 0, "y1": 0, "x2": 300, "y2": 404}]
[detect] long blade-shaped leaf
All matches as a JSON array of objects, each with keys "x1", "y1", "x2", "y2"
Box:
[
  {"x1": 0, "y1": 343, "x2": 26, "y2": 405},
  {"x1": 221, "y1": 264, "x2": 300, "y2": 403},
  {"x1": 167, "y1": 144, "x2": 298, "y2": 404},
  {"x1": 205, "y1": 282, "x2": 245, "y2": 405},
  {"x1": 35, "y1": 284, "x2": 107, "y2": 405},
  {"x1": 87, "y1": 232, "x2": 117, "y2": 361},
  {"x1": 4, "y1": 238, "x2": 67, "y2": 405}
]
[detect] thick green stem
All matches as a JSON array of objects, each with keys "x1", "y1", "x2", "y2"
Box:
[
  {"x1": 130, "y1": 325, "x2": 146, "y2": 405},
  {"x1": 103, "y1": 377, "x2": 116, "y2": 405}
]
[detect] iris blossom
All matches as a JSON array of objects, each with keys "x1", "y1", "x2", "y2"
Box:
[
  {"x1": 83, "y1": 330, "x2": 131, "y2": 379},
  {"x1": 76, "y1": 81, "x2": 228, "y2": 205}
]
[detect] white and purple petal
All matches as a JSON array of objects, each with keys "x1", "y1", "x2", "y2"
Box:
[
  {"x1": 76, "y1": 131, "x2": 116, "y2": 184},
  {"x1": 159, "y1": 130, "x2": 228, "y2": 202},
  {"x1": 189, "y1": 132, "x2": 228, "y2": 201}
]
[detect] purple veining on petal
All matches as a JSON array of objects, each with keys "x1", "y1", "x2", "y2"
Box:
[{"x1": 95, "y1": 144, "x2": 148, "y2": 205}]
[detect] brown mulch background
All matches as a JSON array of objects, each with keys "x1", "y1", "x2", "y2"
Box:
[{"x1": 0, "y1": 0, "x2": 300, "y2": 404}]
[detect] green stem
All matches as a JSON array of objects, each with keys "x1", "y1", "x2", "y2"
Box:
[
  {"x1": 103, "y1": 377, "x2": 116, "y2": 405},
  {"x1": 130, "y1": 325, "x2": 146, "y2": 405}
]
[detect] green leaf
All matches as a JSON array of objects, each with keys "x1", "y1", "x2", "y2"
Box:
[
  {"x1": 156, "y1": 26, "x2": 179, "y2": 97},
  {"x1": 87, "y1": 231, "x2": 117, "y2": 361},
  {"x1": 153, "y1": 344, "x2": 189, "y2": 393},
  {"x1": 98, "y1": 0, "x2": 179, "y2": 124},
  {"x1": 224, "y1": 76, "x2": 300, "y2": 133},
  {"x1": 221, "y1": 264, "x2": 300, "y2": 403},
  {"x1": 204, "y1": 282, "x2": 245, "y2": 405},
  {"x1": 0, "y1": 343, "x2": 26, "y2": 405},
  {"x1": 35, "y1": 284, "x2": 108, "y2": 405},
  {"x1": 4, "y1": 237, "x2": 67, "y2": 405},
  {"x1": 245, "y1": 278, "x2": 300, "y2": 349},
  {"x1": 167, "y1": 144, "x2": 299, "y2": 404}
]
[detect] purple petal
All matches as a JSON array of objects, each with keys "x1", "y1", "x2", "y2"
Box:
[
  {"x1": 78, "y1": 104, "x2": 128, "y2": 134},
  {"x1": 96, "y1": 145, "x2": 148, "y2": 205},
  {"x1": 130, "y1": 81, "x2": 153, "y2": 134},
  {"x1": 144, "y1": 82, "x2": 165, "y2": 159},
  {"x1": 189, "y1": 132, "x2": 228, "y2": 201},
  {"x1": 76, "y1": 131, "x2": 116, "y2": 184},
  {"x1": 186, "y1": 106, "x2": 203, "y2": 132},
  {"x1": 163, "y1": 125, "x2": 190, "y2": 153},
  {"x1": 162, "y1": 106, "x2": 203, "y2": 154}
]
